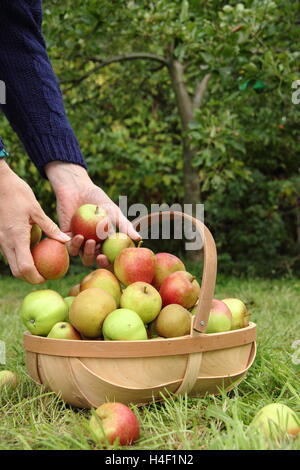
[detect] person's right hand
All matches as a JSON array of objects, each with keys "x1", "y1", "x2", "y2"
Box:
[{"x1": 0, "y1": 161, "x2": 70, "y2": 284}]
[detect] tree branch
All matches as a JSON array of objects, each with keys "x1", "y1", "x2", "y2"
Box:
[
  {"x1": 193, "y1": 73, "x2": 211, "y2": 110},
  {"x1": 168, "y1": 60, "x2": 193, "y2": 130}
]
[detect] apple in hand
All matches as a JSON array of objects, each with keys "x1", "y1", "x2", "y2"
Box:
[
  {"x1": 20, "y1": 290, "x2": 68, "y2": 336},
  {"x1": 222, "y1": 298, "x2": 250, "y2": 330},
  {"x1": 89, "y1": 402, "x2": 140, "y2": 446},
  {"x1": 250, "y1": 403, "x2": 300, "y2": 438},
  {"x1": 103, "y1": 308, "x2": 147, "y2": 340},
  {"x1": 0, "y1": 370, "x2": 18, "y2": 390},
  {"x1": 67, "y1": 284, "x2": 81, "y2": 297},
  {"x1": 47, "y1": 322, "x2": 81, "y2": 340},
  {"x1": 80, "y1": 269, "x2": 122, "y2": 306},
  {"x1": 114, "y1": 242, "x2": 156, "y2": 286},
  {"x1": 30, "y1": 224, "x2": 42, "y2": 247},
  {"x1": 71, "y1": 204, "x2": 108, "y2": 241},
  {"x1": 152, "y1": 253, "x2": 186, "y2": 289},
  {"x1": 120, "y1": 282, "x2": 162, "y2": 324},
  {"x1": 69, "y1": 288, "x2": 116, "y2": 338},
  {"x1": 206, "y1": 299, "x2": 232, "y2": 333},
  {"x1": 102, "y1": 232, "x2": 134, "y2": 263},
  {"x1": 155, "y1": 304, "x2": 191, "y2": 338},
  {"x1": 159, "y1": 271, "x2": 200, "y2": 309},
  {"x1": 32, "y1": 238, "x2": 69, "y2": 280}
]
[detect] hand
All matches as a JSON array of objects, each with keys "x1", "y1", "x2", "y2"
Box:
[
  {"x1": 45, "y1": 162, "x2": 140, "y2": 267},
  {"x1": 0, "y1": 161, "x2": 70, "y2": 283}
]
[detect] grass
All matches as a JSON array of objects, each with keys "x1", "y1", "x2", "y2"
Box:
[{"x1": 0, "y1": 269, "x2": 299, "y2": 450}]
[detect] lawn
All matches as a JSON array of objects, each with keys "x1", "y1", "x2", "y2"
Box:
[{"x1": 0, "y1": 271, "x2": 299, "y2": 450}]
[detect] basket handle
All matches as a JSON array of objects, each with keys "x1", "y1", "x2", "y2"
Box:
[{"x1": 133, "y1": 211, "x2": 217, "y2": 334}]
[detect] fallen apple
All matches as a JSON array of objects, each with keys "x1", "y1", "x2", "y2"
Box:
[
  {"x1": 222, "y1": 298, "x2": 250, "y2": 330},
  {"x1": 206, "y1": 299, "x2": 232, "y2": 333},
  {"x1": 0, "y1": 370, "x2": 18, "y2": 390},
  {"x1": 120, "y1": 282, "x2": 162, "y2": 324},
  {"x1": 69, "y1": 288, "x2": 116, "y2": 338},
  {"x1": 152, "y1": 253, "x2": 186, "y2": 289},
  {"x1": 47, "y1": 322, "x2": 81, "y2": 340},
  {"x1": 159, "y1": 271, "x2": 200, "y2": 309},
  {"x1": 114, "y1": 242, "x2": 156, "y2": 286},
  {"x1": 103, "y1": 308, "x2": 147, "y2": 340},
  {"x1": 20, "y1": 290, "x2": 68, "y2": 336},
  {"x1": 155, "y1": 304, "x2": 191, "y2": 338},
  {"x1": 80, "y1": 269, "x2": 122, "y2": 306},
  {"x1": 67, "y1": 284, "x2": 81, "y2": 297},
  {"x1": 89, "y1": 402, "x2": 140, "y2": 446},
  {"x1": 31, "y1": 238, "x2": 69, "y2": 280},
  {"x1": 102, "y1": 232, "x2": 134, "y2": 263},
  {"x1": 71, "y1": 204, "x2": 108, "y2": 241},
  {"x1": 250, "y1": 403, "x2": 300, "y2": 438},
  {"x1": 30, "y1": 224, "x2": 42, "y2": 247}
]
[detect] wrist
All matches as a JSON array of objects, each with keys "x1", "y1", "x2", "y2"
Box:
[{"x1": 45, "y1": 161, "x2": 92, "y2": 193}]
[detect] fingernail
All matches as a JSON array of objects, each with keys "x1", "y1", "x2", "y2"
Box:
[{"x1": 60, "y1": 232, "x2": 71, "y2": 242}]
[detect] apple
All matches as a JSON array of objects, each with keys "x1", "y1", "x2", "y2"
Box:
[
  {"x1": 147, "y1": 320, "x2": 160, "y2": 339},
  {"x1": 63, "y1": 296, "x2": 75, "y2": 321},
  {"x1": 0, "y1": 370, "x2": 18, "y2": 390},
  {"x1": 120, "y1": 282, "x2": 162, "y2": 324},
  {"x1": 47, "y1": 322, "x2": 81, "y2": 340},
  {"x1": 31, "y1": 238, "x2": 69, "y2": 280},
  {"x1": 30, "y1": 224, "x2": 42, "y2": 247},
  {"x1": 152, "y1": 253, "x2": 186, "y2": 289},
  {"x1": 80, "y1": 269, "x2": 122, "y2": 306},
  {"x1": 206, "y1": 299, "x2": 232, "y2": 334},
  {"x1": 102, "y1": 232, "x2": 134, "y2": 263},
  {"x1": 71, "y1": 204, "x2": 108, "y2": 241},
  {"x1": 114, "y1": 242, "x2": 156, "y2": 286},
  {"x1": 159, "y1": 271, "x2": 200, "y2": 309},
  {"x1": 155, "y1": 304, "x2": 191, "y2": 338},
  {"x1": 250, "y1": 403, "x2": 300, "y2": 438},
  {"x1": 222, "y1": 298, "x2": 250, "y2": 330},
  {"x1": 69, "y1": 288, "x2": 116, "y2": 338},
  {"x1": 103, "y1": 308, "x2": 147, "y2": 341},
  {"x1": 89, "y1": 402, "x2": 140, "y2": 446},
  {"x1": 190, "y1": 302, "x2": 198, "y2": 315},
  {"x1": 67, "y1": 284, "x2": 81, "y2": 297},
  {"x1": 20, "y1": 290, "x2": 68, "y2": 336}
]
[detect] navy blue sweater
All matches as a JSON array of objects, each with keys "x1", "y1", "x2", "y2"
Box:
[{"x1": 0, "y1": 0, "x2": 87, "y2": 176}]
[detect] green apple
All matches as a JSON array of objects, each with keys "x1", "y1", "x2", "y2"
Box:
[
  {"x1": 30, "y1": 224, "x2": 42, "y2": 247},
  {"x1": 103, "y1": 308, "x2": 147, "y2": 340},
  {"x1": 102, "y1": 232, "x2": 134, "y2": 263},
  {"x1": 80, "y1": 269, "x2": 122, "y2": 306},
  {"x1": 20, "y1": 290, "x2": 68, "y2": 336},
  {"x1": 47, "y1": 322, "x2": 81, "y2": 340},
  {"x1": 63, "y1": 296, "x2": 75, "y2": 321},
  {"x1": 222, "y1": 298, "x2": 250, "y2": 330},
  {"x1": 120, "y1": 282, "x2": 162, "y2": 324},
  {"x1": 0, "y1": 370, "x2": 18, "y2": 390},
  {"x1": 250, "y1": 403, "x2": 300, "y2": 438}
]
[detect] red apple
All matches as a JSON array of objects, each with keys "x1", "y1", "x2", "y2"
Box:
[
  {"x1": 47, "y1": 322, "x2": 81, "y2": 340},
  {"x1": 206, "y1": 299, "x2": 232, "y2": 333},
  {"x1": 89, "y1": 402, "x2": 140, "y2": 445},
  {"x1": 31, "y1": 238, "x2": 69, "y2": 280},
  {"x1": 159, "y1": 271, "x2": 200, "y2": 309},
  {"x1": 114, "y1": 242, "x2": 156, "y2": 286},
  {"x1": 152, "y1": 253, "x2": 186, "y2": 289},
  {"x1": 71, "y1": 204, "x2": 108, "y2": 241},
  {"x1": 80, "y1": 269, "x2": 122, "y2": 306}
]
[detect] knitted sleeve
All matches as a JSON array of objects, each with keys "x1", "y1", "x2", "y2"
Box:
[{"x1": 0, "y1": 0, "x2": 87, "y2": 176}]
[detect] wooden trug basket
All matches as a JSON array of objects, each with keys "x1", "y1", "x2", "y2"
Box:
[{"x1": 24, "y1": 211, "x2": 256, "y2": 408}]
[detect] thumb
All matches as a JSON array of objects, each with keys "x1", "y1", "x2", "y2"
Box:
[{"x1": 33, "y1": 208, "x2": 71, "y2": 243}]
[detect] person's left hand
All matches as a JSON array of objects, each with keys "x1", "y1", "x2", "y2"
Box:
[{"x1": 45, "y1": 162, "x2": 140, "y2": 267}]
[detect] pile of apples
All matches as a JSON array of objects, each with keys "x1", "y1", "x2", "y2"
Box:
[{"x1": 20, "y1": 204, "x2": 250, "y2": 341}]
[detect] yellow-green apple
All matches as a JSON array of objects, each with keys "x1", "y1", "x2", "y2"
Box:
[
  {"x1": 69, "y1": 288, "x2": 116, "y2": 338},
  {"x1": 159, "y1": 271, "x2": 200, "y2": 309},
  {"x1": 103, "y1": 308, "x2": 147, "y2": 340},
  {"x1": 80, "y1": 269, "x2": 121, "y2": 306},
  {"x1": 155, "y1": 304, "x2": 191, "y2": 338},
  {"x1": 67, "y1": 284, "x2": 81, "y2": 297},
  {"x1": 89, "y1": 402, "x2": 140, "y2": 445},
  {"x1": 47, "y1": 322, "x2": 81, "y2": 340},
  {"x1": 63, "y1": 296, "x2": 75, "y2": 321},
  {"x1": 0, "y1": 370, "x2": 18, "y2": 390},
  {"x1": 31, "y1": 238, "x2": 69, "y2": 280},
  {"x1": 102, "y1": 232, "x2": 134, "y2": 263},
  {"x1": 222, "y1": 298, "x2": 250, "y2": 330},
  {"x1": 152, "y1": 253, "x2": 186, "y2": 289},
  {"x1": 20, "y1": 290, "x2": 68, "y2": 336},
  {"x1": 250, "y1": 403, "x2": 300, "y2": 438},
  {"x1": 114, "y1": 242, "x2": 156, "y2": 286},
  {"x1": 71, "y1": 204, "x2": 108, "y2": 241},
  {"x1": 30, "y1": 224, "x2": 42, "y2": 247},
  {"x1": 206, "y1": 299, "x2": 232, "y2": 333},
  {"x1": 120, "y1": 282, "x2": 162, "y2": 324}
]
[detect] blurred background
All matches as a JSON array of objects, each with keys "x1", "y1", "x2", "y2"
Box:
[{"x1": 0, "y1": 0, "x2": 299, "y2": 277}]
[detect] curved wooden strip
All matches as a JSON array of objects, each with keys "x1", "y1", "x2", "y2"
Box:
[{"x1": 25, "y1": 351, "x2": 42, "y2": 384}]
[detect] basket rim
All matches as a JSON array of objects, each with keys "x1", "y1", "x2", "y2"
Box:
[{"x1": 23, "y1": 322, "x2": 256, "y2": 358}]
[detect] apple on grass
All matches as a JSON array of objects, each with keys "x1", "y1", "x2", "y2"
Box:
[
  {"x1": 222, "y1": 298, "x2": 250, "y2": 330},
  {"x1": 20, "y1": 290, "x2": 68, "y2": 336},
  {"x1": 152, "y1": 253, "x2": 186, "y2": 289},
  {"x1": 71, "y1": 204, "x2": 108, "y2": 242},
  {"x1": 103, "y1": 309, "x2": 147, "y2": 341},
  {"x1": 250, "y1": 403, "x2": 300, "y2": 439},
  {"x1": 206, "y1": 299, "x2": 232, "y2": 333},
  {"x1": 159, "y1": 271, "x2": 200, "y2": 309},
  {"x1": 47, "y1": 322, "x2": 81, "y2": 340},
  {"x1": 31, "y1": 238, "x2": 69, "y2": 280},
  {"x1": 114, "y1": 242, "x2": 156, "y2": 286},
  {"x1": 120, "y1": 282, "x2": 162, "y2": 324},
  {"x1": 155, "y1": 304, "x2": 191, "y2": 338},
  {"x1": 102, "y1": 233, "x2": 134, "y2": 263},
  {"x1": 0, "y1": 370, "x2": 18, "y2": 390},
  {"x1": 89, "y1": 402, "x2": 140, "y2": 446},
  {"x1": 80, "y1": 269, "x2": 122, "y2": 306}
]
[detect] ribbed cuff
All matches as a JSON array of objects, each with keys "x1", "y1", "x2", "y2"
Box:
[{"x1": 21, "y1": 130, "x2": 88, "y2": 177}]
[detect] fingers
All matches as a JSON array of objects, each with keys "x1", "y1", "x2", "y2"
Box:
[
  {"x1": 96, "y1": 207, "x2": 141, "y2": 242},
  {"x1": 96, "y1": 254, "x2": 111, "y2": 269},
  {"x1": 80, "y1": 239, "x2": 97, "y2": 267},
  {"x1": 67, "y1": 234, "x2": 85, "y2": 256},
  {"x1": 33, "y1": 206, "x2": 71, "y2": 243},
  {"x1": 2, "y1": 243, "x2": 45, "y2": 284}
]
